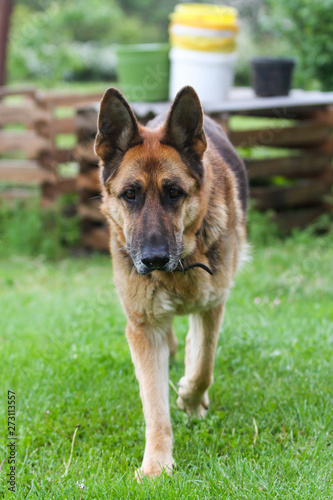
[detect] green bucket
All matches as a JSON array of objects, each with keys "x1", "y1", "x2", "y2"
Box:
[{"x1": 115, "y1": 43, "x2": 170, "y2": 102}]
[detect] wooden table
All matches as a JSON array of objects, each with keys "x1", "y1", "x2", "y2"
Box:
[
  {"x1": 129, "y1": 87, "x2": 333, "y2": 116},
  {"x1": 75, "y1": 88, "x2": 333, "y2": 249}
]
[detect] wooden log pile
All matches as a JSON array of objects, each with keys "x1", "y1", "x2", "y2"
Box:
[
  {"x1": 0, "y1": 86, "x2": 104, "y2": 206},
  {"x1": 0, "y1": 86, "x2": 55, "y2": 204},
  {"x1": 34, "y1": 90, "x2": 104, "y2": 205},
  {"x1": 229, "y1": 107, "x2": 333, "y2": 232},
  {"x1": 75, "y1": 105, "x2": 109, "y2": 250}
]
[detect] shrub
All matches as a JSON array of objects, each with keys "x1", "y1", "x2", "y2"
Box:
[
  {"x1": 0, "y1": 198, "x2": 80, "y2": 260},
  {"x1": 263, "y1": 0, "x2": 333, "y2": 91},
  {"x1": 8, "y1": 0, "x2": 157, "y2": 83}
]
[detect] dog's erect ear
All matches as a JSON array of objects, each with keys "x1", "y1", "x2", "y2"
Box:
[
  {"x1": 95, "y1": 88, "x2": 142, "y2": 183},
  {"x1": 161, "y1": 86, "x2": 207, "y2": 170}
]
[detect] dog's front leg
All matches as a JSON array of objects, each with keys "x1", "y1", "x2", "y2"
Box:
[
  {"x1": 126, "y1": 320, "x2": 174, "y2": 480},
  {"x1": 177, "y1": 303, "x2": 225, "y2": 418}
]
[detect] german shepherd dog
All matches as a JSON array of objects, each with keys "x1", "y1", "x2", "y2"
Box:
[{"x1": 95, "y1": 86, "x2": 248, "y2": 479}]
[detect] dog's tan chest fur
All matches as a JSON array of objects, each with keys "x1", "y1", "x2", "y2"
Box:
[{"x1": 113, "y1": 259, "x2": 230, "y2": 322}]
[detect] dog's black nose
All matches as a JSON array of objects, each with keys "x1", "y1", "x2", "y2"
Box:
[{"x1": 141, "y1": 251, "x2": 170, "y2": 270}]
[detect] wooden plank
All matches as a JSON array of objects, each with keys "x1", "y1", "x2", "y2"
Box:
[
  {"x1": 73, "y1": 88, "x2": 333, "y2": 120},
  {"x1": 311, "y1": 106, "x2": 333, "y2": 126},
  {"x1": 78, "y1": 202, "x2": 105, "y2": 223},
  {"x1": 230, "y1": 107, "x2": 327, "y2": 120},
  {"x1": 56, "y1": 177, "x2": 77, "y2": 194},
  {"x1": 75, "y1": 142, "x2": 98, "y2": 163},
  {"x1": 0, "y1": 159, "x2": 55, "y2": 183},
  {"x1": 0, "y1": 85, "x2": 36, "y2": 99},
  {"x1": 38, "y1": 151, "x2": 56, "y2": 170},
  {"x1": 317, "y1": 166, "x2": 333, "y2": 184},
  {"x1": 78, "y1": 160, "x2": 100, "y2": 174},
  {"x1": 317, "y1": 138, "x2": 333, "y2": 155},
  {"x1": 229, "y1": 121, "x2": 332, "y2": 148},
  {"x1": 34, "y1": 120, "x2": 52, "y2": 139},
  {"x1": 74, "y1": 102, "x2": 333, "y2": 136},
  {"x1": 75, "y1": 107, "x2": 98, "y2": 134},
  {"x1": 82, "y1": 226, "x2": 109, "y2": 251},
  {"x1": 0, "y1": 131, "x2": 51, "y2": 157},
  {"x1": 0, "y1": 0, "x2": 14, "y2": 86},
  {"x1": 77, "y1": 169, "x2": 101, "y2": 191},
  {"x1": 75, "y1": 106, "x2": 332, "y2": 144},
  {"x1": 246, "y1": 152, "x2": 331, "y2": 180},
  {"x1": 53, "y1": 116, "x2": 76, "y2": 135},
  {"x1": 41, "y1": 182, "x2": 57, "y2": 206},
  {"x1": 0, "y1": 187, "x2": 38, "y2": 203},
  {"x1": 273, "y1": 205, "x2": 331, "y2": 232},
  {"x1": 0, "y1": 103, "x2": 50, "y2": 126},
  {"x1": 79, "y1": 190, "x2": 101, "y2": 203},
  {"x1": 54, "y1": 148, "x2": 75, "y2": 163},
  {"x1": 76, "y1": 104, "x2": 161, "y2": 131},
  {"x1": 252, "y1": 182, "x2": 330, "y2": 210},
  {"x1": 40, "y1": 177, "x2": 78, "y2": 202},
  {"x1": 37, "y1": 91, "x2": 102, "y2": 107},
  {"x1": 83, "y1": 88, "x2": 333, "y2": 118},
  {"x1": 202, "y1": 88, "x2": 333, "y2": 115}
]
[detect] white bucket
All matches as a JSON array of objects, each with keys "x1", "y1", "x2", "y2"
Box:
[{"x1": 169, "y1": 47, "x2": 237, "y2": 103}]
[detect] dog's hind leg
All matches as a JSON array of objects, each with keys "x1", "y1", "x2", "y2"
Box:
[
  {"x1": 167, "y1": 327, "x2": 178, "y2": 358},
  {"x1": 126, "y1": 321, "x2": 175, "y2": 480},
  {"x1": 177, "y1": 303, "x2": 225, "y2": 418}
]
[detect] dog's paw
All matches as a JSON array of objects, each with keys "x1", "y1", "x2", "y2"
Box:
[
  {"x1": 135, "y1": 458, "x2": 175, "y2": 482},
  {"x1": 177, "y1": 395, "x2": 208, "y2": 418},
  {"x1": 177, "y1": 377, "x2": 209, "y2": 419}
]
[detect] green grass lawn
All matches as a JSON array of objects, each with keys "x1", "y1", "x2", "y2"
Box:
[{"x1": 1, "y1": 225, "x2": 333, "y2": 499}]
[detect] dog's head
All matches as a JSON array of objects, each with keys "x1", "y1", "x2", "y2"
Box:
[{"x1": 95, "y1": 86, "x2": 208, "y2": 275}]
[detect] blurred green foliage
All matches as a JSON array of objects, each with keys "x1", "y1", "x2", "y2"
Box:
[
  {"x1": 0, "y1": 197, "x2": 80, "y2": 260},
  {"x1": 8, "y1": 0, "x2": 159, "y2": 83},
  {"x1": 7, "y1": 0, "x2": 333, "y2": 90},
  {"x1": 264, "y1": 0, "x2": 333, "y2": 91}
]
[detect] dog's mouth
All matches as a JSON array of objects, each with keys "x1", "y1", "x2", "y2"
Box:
[
  {"x1": 133, "y1": 259, "x2": 179, "y2": 275},
  {"x1": 133, "y1": 258, "x2": 213, "y2": 276}
]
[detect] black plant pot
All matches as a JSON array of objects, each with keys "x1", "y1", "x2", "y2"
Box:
[{"x1": 250, "y1": 57, "x2": 296, "y2": 97}]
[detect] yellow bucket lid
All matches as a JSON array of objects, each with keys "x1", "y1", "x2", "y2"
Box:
[
  {"x1": 170, "y1": 34, "x2": 236, "y2": 52},
  {"x1": 170, "y1": 3, "x2": 238, "y2": 31}
]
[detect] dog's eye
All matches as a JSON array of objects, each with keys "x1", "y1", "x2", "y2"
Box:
[
  {"x1": 169, "y1": 188, "x2": 181, "y2": 200},
  {"x1": 124, "y1": 189, "x2": 136, "y2": 201}
]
